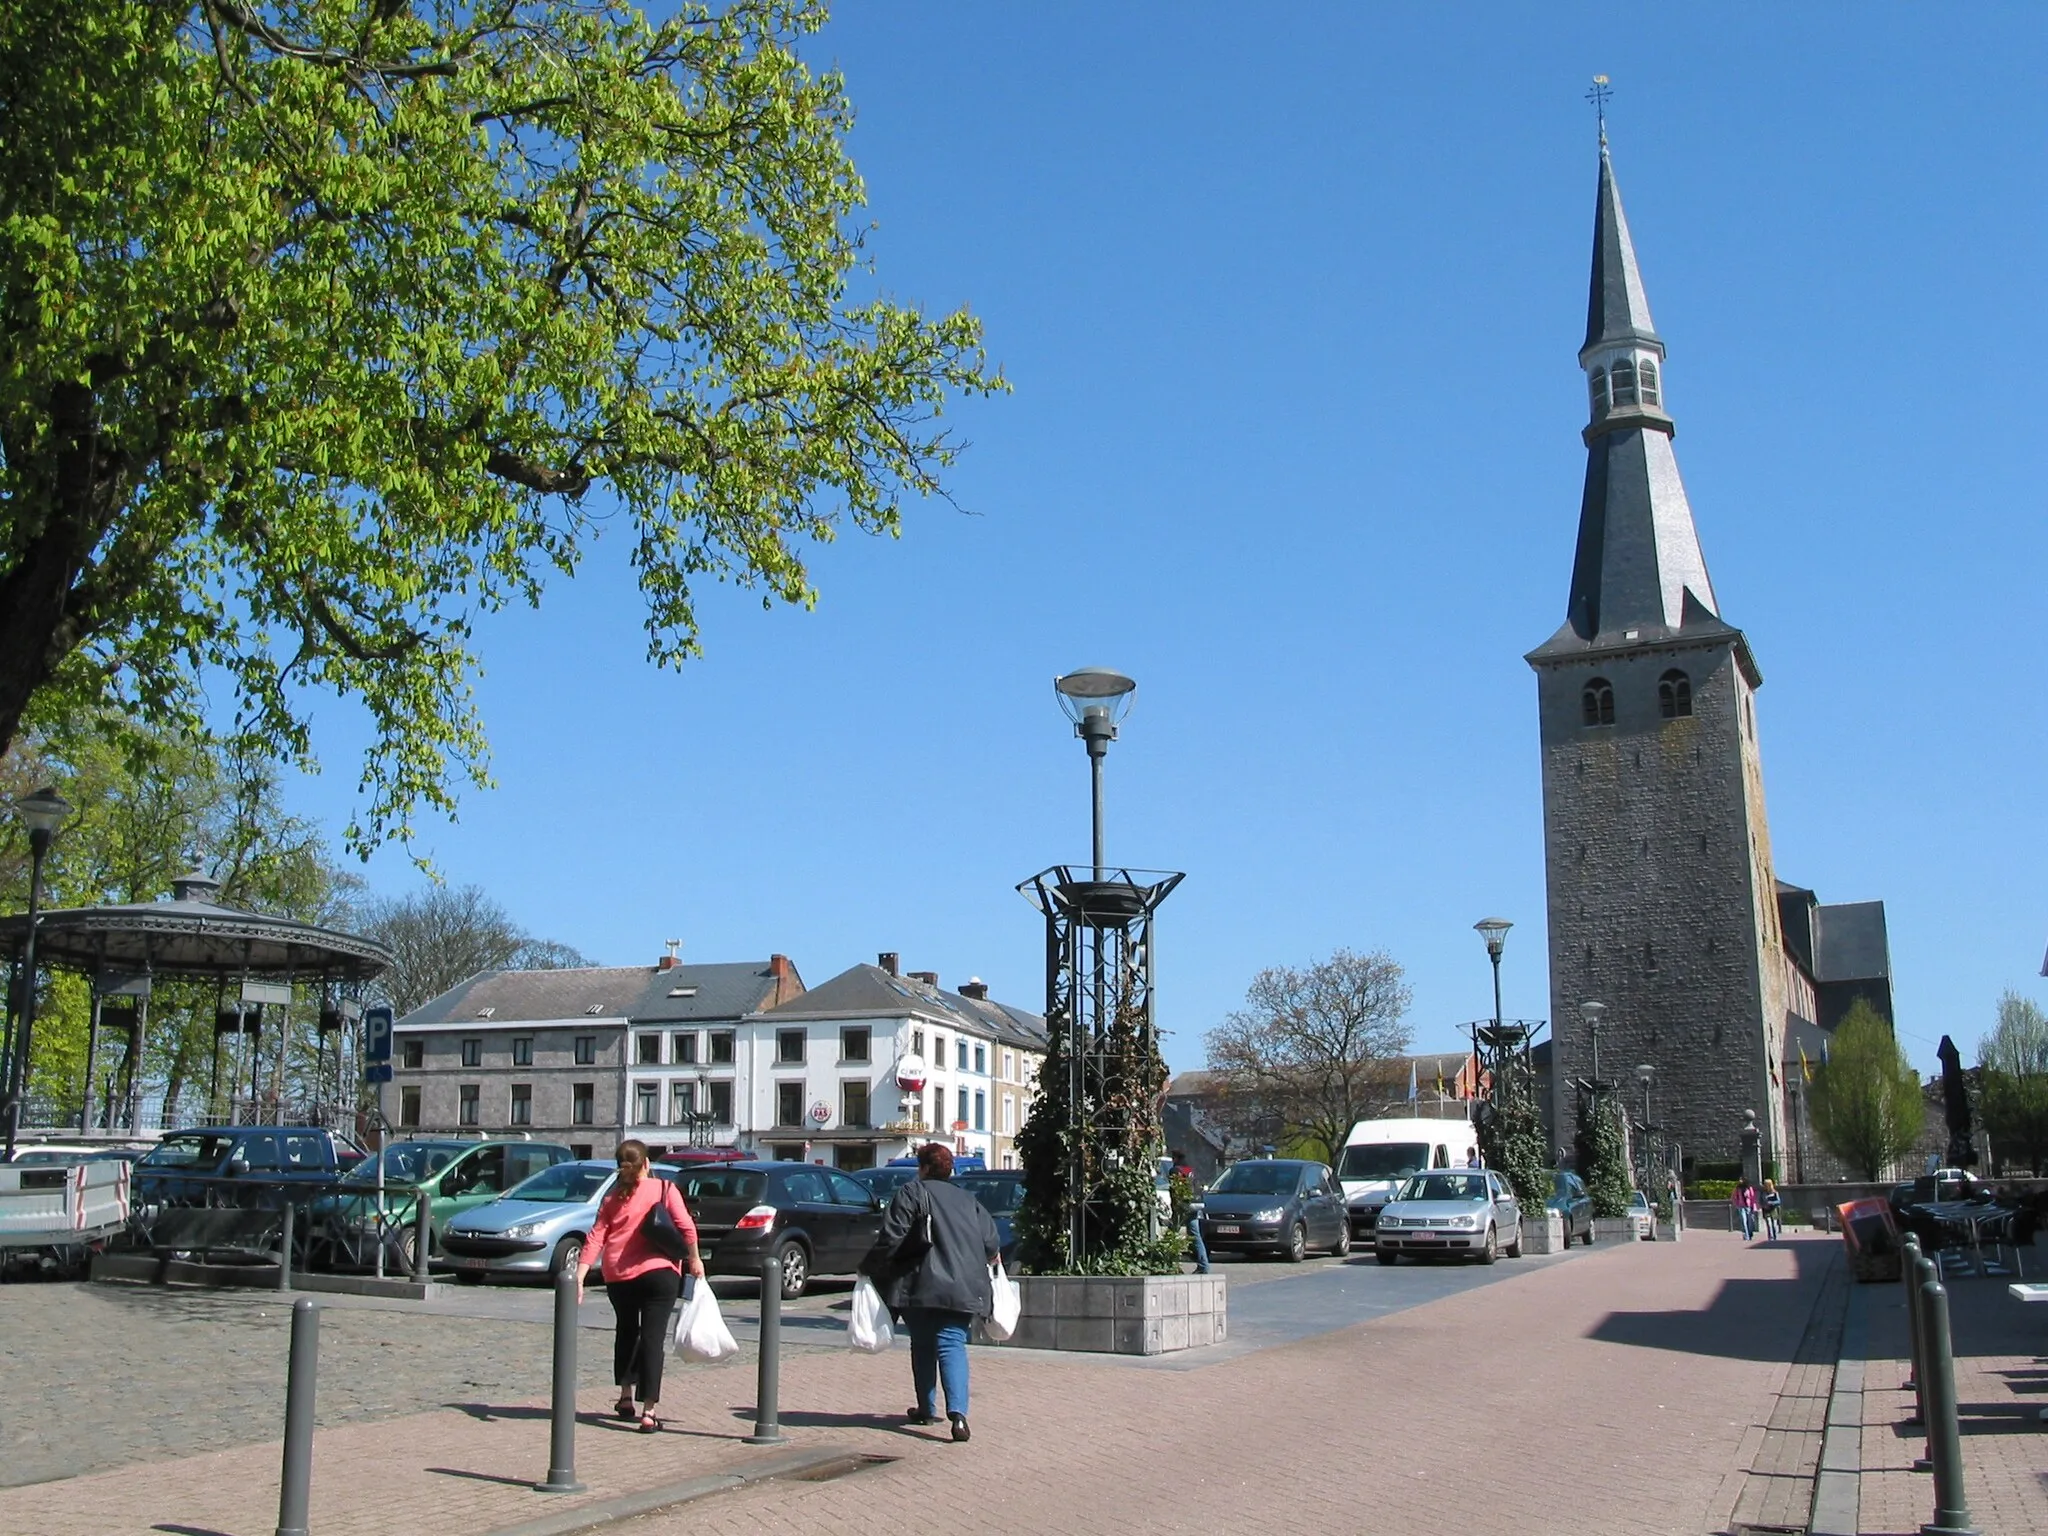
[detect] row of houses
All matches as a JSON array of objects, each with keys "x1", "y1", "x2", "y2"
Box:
[{"x1": 385, "y1": 949, "x2": 1049, "y2": 1170}]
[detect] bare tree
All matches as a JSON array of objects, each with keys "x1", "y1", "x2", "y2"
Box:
[
  {"x1": 1204, "y1": 949, "x2": 1413, "y2": 1163},
  {"x1": 355, "y1": 886, "x2": 592, "y2": 1016}
]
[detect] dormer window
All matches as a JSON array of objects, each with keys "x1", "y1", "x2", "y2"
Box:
[
  {"x1": 1581, "y1": 678, "x2": 1615, "y2": 727},
  {"x1": 1658, "y1": 669, "x2": 1692, "y2": 719},
  {"x1": 1639, "y1": 357, "x2": 1660, "y2": 407},
  {"x1": 1609, "y1": 358, "x2": 1638, "y2": 408},
  {"x1": 1588, "y1": 366, "x2": 1608, "y2": 419}
]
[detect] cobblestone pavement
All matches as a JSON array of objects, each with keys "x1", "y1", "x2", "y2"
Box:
[{"x1": 0, "y1": 1232, "x2": 1871, "y2": 1536}]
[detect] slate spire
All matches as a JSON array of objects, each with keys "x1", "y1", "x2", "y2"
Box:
[{"x1": 1583, "y1": 143, "x2": 1662, "y2": 360}]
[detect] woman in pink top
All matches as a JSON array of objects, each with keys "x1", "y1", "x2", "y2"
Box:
[{"x1": 576, "y1": 1140, "x2": 703, "y2": 1432}]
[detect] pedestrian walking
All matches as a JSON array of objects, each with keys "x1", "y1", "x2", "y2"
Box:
[
  {"x1": 576, "y1": 1139, "x2": 703, "y2": 1433},
  {"x1": 863, "y1": 1141, "x2": 1000, "y2": 1443},
  {"x1": 1170, "y1": 1148, "x2": 1210, "y2": 1274},
  {"x1": 1733, "y1": 1177, "x2": 1762, "y2": 1241},
  {"x1": 1760, "y1": 1178, "x2": 1783, "y2": 1240}
]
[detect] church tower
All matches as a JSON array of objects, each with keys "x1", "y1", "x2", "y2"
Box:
[{"x1": 1527, "y1": 140, "x2": 1790, "y2": 1174}]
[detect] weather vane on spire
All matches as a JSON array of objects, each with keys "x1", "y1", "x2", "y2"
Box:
[{"x1": 1586, "y1": 75, "x2": 1612, "y2": 146}]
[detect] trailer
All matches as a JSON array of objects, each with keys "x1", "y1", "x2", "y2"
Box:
[{"x1": 0, "y1": 1159, "x2": 132, "y2": 1271}]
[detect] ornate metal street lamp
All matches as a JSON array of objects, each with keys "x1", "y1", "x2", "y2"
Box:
[
  {"x1": 2, "y1": 786, "x2": 73, "y2": 1159},
  {"x1": 1054, "y1": 668, "x2": 1136, "y2": 879}
]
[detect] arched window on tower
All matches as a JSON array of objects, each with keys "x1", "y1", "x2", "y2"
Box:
[
  {"x1": 1639, "y1": 357, "x2": 1660, "y2": 407},
  {"x1": 1658, "y1": 669, "x2": 1692, "y2": 719},
  {"x1": 1581, "y1": 678, "x2": 1615, "y2": 727},
  {"x1": 1610, "y1": 358, "x2": 1638, "y2": 408},
  {"x1": 1588, "y1": 367, "x2": 1608, "y2": 419}
]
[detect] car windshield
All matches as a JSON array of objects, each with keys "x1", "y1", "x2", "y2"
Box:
[
  {"x1": 1629, "y1": 1191, "x2": 1650, "y2": 1209},
  {"x1": 962, "y1": 1178, "x2": 1025, "y2": 1214},
  {"x1": 1551, "y1": 1172, "x2": 1574, "y2": 1195},
  {"x1": 504, "y1": 1164, "x2": 613, "y2": 1204},
  {"x1": 342, "y1": 1143, "x2": 461, "y2": 1185},
  {"x1": 139, "y1": 1133, "x2": 235, "y2": 1168},
  {"x1": 1210, "y1": 1163, "x2": 1300, "y2": 1196},
  {"x1": 1338, "y1": 1143, "x2": 1430, "y2": 1181},
  {"x1": 1400, "y1": 1173, "x2": 1490, "y2": 1203}
]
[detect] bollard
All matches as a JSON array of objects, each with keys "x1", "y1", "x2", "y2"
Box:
[
  {"x1": 411, "y1": 1197, "x2": 431, "y2": 1285},
  {"x1": 275, "y1": 1298, "x2": 319, "y2": 1536},
  {"x1": 1916, "y1": 1279, "x2": 1980, "y2": 1536},
  {"x1": 745, "y1": 1254, "x2": 787, "y2": 1446},
  {"x1": 534, "y1": 1269, "x2": 586, "y2": 1492},
  {"x1": 1901, "y1": 1233, "x2": 1923, "y2": 1416},
  {"x1": 278, "y1": 1201, "x2": 296, "y2": 1293},
  {"x1": 1911, "y1": 1251, "x2": 1938, "y2": 1469}
]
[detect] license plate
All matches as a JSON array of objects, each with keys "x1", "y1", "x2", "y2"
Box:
[
  {"x1": 1214, "y1": 1224, "x2": 1241, "y2": 1235},
  {"x1": 453, "y1": 1257, "x2": 488, "y2": 1270}
]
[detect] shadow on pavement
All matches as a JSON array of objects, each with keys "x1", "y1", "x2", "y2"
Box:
[
  {"x1": 1585, "y1": 1238, "x2": 1835, "y2": 1362},
  {"x1": 731, "y1": 1407, "x2": 928, "y2": 1439},
  {"x1": 425, "y1": 1466, "x2": 536, "y2": 1487},
  {"x1": 151, "y1": 1526, "x2": 235, "y2": 1536}
]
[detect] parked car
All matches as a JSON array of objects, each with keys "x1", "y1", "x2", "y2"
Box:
[
  {"x1": 850, "y1": 1165, "x2": 919, "y2": 1204},
  {"x1": 956, "y1": 1169, "x2": 1024, "y2": 1267},
  {"x1": 1195, "y1": 1158, "x2": 1351, "y2": 1262},
  {"x1": 1375, "y1": 1168, "x2": 1523, "y2": 1265},
  {"x1": 1546, "y1": 1170, "x2": 1594, "y2": 1246},
  {"x1": 682, "y1": 1161, "x2": 885, "y2": 1300},
  {"x1": 135, "y1": 1126, "x2": 364, "y2": 1206},
  {"x1": 6, "y1": 1143, "x2": 103, "y2": 1166},
  {"x1": 1628, "y1": 1189, "x2": 1654, "y2": 1239},
  {"x1": 314, "y1": 1138, "x2": 574, "y2": 1272},
  {"x1": 441, "y1": 1159, "x2": 680, "y2": 1282}
]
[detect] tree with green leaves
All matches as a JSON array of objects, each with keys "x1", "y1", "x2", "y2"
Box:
[
  {"x1": 0, "y1": 0, "x2": 1000, "y2": 854},
  {"x1": 1979, "y1": 990, "x2": 2048, "y2": 1176},
  {"x1": 1577, "y1": 1093, "x2": 1632, "y2": 1219},
  {"x1": 1809, "y1": 999, "x2": 1925, "y2": 1181}
]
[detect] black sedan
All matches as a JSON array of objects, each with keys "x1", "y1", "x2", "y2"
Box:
[
  {"x1": 675, "y1": 1161, "x2": 884, "y2": 1299},
  {"x1": 1196, "y1": 1158, "x2": 1351, "y2": 1262}
]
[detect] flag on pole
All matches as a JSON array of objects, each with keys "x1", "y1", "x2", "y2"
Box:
[
  {"x1": 1407, "y1": 1059, "x2": 1418, "y2": 1102},
  {"x1": 1798, "y1": 1043, "x2": 1811, "y2": 1082}
]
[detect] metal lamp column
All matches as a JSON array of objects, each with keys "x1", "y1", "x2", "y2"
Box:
[
  {"x1": 2, "y1": 787, "x2": 72, "y2": 1160},
  {"x1": 1473, "y1": 918, "x2": 1511, "y2": 1103}
]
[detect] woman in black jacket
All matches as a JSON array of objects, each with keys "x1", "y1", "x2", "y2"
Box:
[{"x1": 865, "y1": 1142, "x2": 1000, "y2": 1442}]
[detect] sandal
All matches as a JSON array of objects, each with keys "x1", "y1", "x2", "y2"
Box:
[
  {"x1": 638, "y1": 1412, "x2": 662, "y2": 1434},
  {"x1": 614, "y1": 1396, "x2": 637, "y2": 1420}
]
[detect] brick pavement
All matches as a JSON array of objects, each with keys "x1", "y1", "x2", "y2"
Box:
[
  {"x1": 1854, "y1": 1266, "x2": 2048, "y2": 1536},
  {"x1": 0, "y1": 1231, "x2": 1867, "y2": 1536}
]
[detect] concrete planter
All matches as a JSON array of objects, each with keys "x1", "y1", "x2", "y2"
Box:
[
  {"x1": 1653, "y1": 1218, "x2": 1680, "y2": 1243},
  {"x1": 1519, "y1": 1211, "x2": 1566, "y2": 1255},
  {"x1": 1592, "y1": 1217, "x2": 1639, "y2": 1244},
  {"x1": 996, "y1": 1274, "x2": 1227, "y2": 1355}
]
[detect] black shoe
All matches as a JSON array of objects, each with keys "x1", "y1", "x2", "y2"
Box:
[
  {"x1": 907, "y1": 1407, "x2": 937, "y2": 1426},
  {"x1": 950, "y1": 1414, "x2": 970, "y2": 1443}
]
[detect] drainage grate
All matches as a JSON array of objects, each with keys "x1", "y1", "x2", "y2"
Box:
[{"x1": 784, "y1": 1453, "x2": 897, "y2": 1483}]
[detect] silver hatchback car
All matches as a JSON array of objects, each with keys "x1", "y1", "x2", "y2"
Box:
[
  {"x1": 441, "y1": 1159, "x2": 675, "y2": 1282},
  {"x1": 1374, "y1": 1168, "x2": 1522, "y2": 1265}
]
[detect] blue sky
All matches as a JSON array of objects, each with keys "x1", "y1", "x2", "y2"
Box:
[{"x1": 292, "y1": 6, "x2": 2048, "y2": 1079}]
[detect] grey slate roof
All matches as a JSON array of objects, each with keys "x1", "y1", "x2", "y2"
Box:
[
  {"x1": 1584, "y1": 143, "x2": 1662, "y2": 358},
  {"x1": 397, "y1": 961, "x2": 790, "y2": 1028},
  {"x1": 762, "y1": 964, "x2": 1047, "y2": 1052},
  {"x1": 1813, "y1": 901, "x2": 1891, "y2": 984}
]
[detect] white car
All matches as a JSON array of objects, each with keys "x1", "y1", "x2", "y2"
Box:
[{"x1": 1628, "y1": 1189, "x2": 1654, "y2": 1239}]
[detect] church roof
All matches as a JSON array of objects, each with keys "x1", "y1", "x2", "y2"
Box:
[{"x1": 1583, "y1": 143, "x2": 1662, "y2": 360}]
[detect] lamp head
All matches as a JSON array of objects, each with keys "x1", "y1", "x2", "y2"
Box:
[
  {"x1": 1472, "y1": 916, "x2": 1513, "y2": 957},
  {"x1": 1636, "y1": 1063, "x2": 1655, "y2": 1083},
  {"x1": 15, "y1": 786, "x2": 72, "y2": 850},
  {"x1": 1580, "y1": 1000, "x2": 1606, "y2": 1026},
  {"x1": 1054, "y1": 668, "x2": 1137, "y2": 729}
]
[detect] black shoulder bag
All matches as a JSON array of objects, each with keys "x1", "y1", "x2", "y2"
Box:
[{"x1": 642, "y1": 1182, "x2": 692, "y2": 1263}]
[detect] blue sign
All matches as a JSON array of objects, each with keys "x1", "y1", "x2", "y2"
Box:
[
  {"x1": 363, "y1": 1005, "x2": 394, "y2": 1085},
  {"x1": 365, "y1": 1063, "x2": 394, "y2": 1084}
]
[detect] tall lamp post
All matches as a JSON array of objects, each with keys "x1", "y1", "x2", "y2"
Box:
[
  {"x1": 1054, "y1": 668, "x2": 1137, "y2": 879},
  {"x1": 1472, "y1": 918, "x2": 1512, "y2": 1099},
  {"x1": 1635, "y1": 1063, "x2": 1657, "y2": 1189},
  {"x1": 3, "y1": 786, "x2": 73, "y2": 1160},
  {"x1": 1580, "y1": 1000, "x2": 1607, "y2": 1084}
]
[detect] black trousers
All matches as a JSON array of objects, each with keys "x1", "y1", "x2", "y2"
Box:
[{"x1": 606, "y1": 1268, "x2": 682, "y2": 1402}]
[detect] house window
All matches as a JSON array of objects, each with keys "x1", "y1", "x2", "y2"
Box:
[
  {"x1": 974, "y1": 1090, "x2": 986, "y2": 1132},
  {"x1": 510, "y1": 1084, "x2": 532, "y2": 1126},
  {"x1": 933, "y1": 1034, "x2": 946, "y2": 1066},
  {"x1": 399, "y1": 1086, "x2": 422, "y2": 1127},
  {"x1": 670, "y1": 1082, "x2": 696, "y2": 1122},
  {"x1": 1658, "y1": 669, "x2": 1692, "y2": 719},
  {"x1": 574, "y1": 1036, "x2": 596, "y2": 1066},
  {"x1": 511, "y1": 1037, "x2": 532, "y2": 1067},
  {"x1": 956, "y1": 1039, "x2": 968, "y2": 1071},
  {"x1": 841, "y1": 1026, "x2": 871, "y2": 1064},
  {"x1": 401, "y1": 1039, "x2": 423, "y2": 1070},
  {"x1": 1610, "y1": 357, "x2": 1638, "y2": 407},
  {"x1": 1581, "y1": 678, "x2": 1615, "y2": 727},
  {"x1": 1639, "y1": 357, "x2": 1660, "y2": 407},
  {"x1": 776, "y1": 1029, "x2": 806, "y2": 1065},
  {"x1": 1002, "y1": 1050, "x2": 1014, "y2": 1081},
  {"x1": 956, "y1": 1086, "x2": 969, "y2": 1127},
  {"x1": 1002, "y1": 1151, "x2": 1016, "y2": 1170},
  {"x1": 1002, "y1": 1094, "x2": 1015, "y2": 1134},
  {"x1": 634, "y1": 1081, "x2": 659, "y2": 1125},
  {"x1": 911, "y1": 1028, "x2": 924, "y2": 1056},
  {"x1": 1644, "y1": 940, "x2": 1659, "y2": 973},
  {"x1": 776, "y1": 1081, "x2": 804, "y2": 1128},
  {"x1": 843, "y1": 1079, "x2": 871, "y2": 1129},
  {"x1": 973, "y1": 1044, "x2": 986, "y2": 1075},
  {"x1": 709, "y1": 1030, "x2": 735, "y2": 1065},
  {"x1": 637, "y1": 1033, "x2": 662, "y2": 1065},
  {"x1": 1588, "y1": 365, "x2": 1608, "y2": 418},
  {"x1": 708, "y1": 1080, "x2": 734, "y2": 1124},
  {"x1": 572, "y1": 1083, "x2": 594, "y2": 1125},
  {"x1": 672, "y1": 1032, "x2": 697, "y2": 1065},
  {"x1": 458, "y1": 1084, "x2": 480, "y2": 1126},
  {"x1": 460, "y1": 1038, "x2": 483, "y2": 1068}
]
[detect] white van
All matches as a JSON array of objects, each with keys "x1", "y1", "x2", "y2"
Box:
[{"x1": 1337, "y1": 1117, "x2": 1480, "y2": 1239}]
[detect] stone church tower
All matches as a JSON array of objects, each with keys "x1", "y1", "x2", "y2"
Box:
[{"x1": 1527, "y1": 141, "x2": 1791, "y2": 1173}]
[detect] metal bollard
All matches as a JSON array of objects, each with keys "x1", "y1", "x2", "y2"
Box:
[
  {"x1": 411, "y1": 1198, "x2": 431, "y2": 1285},
  {"x1": 1911, "y1": 1250, "x2": 1938, "y2": 1469},
  {"x1": 534, "y1": 1269, "x2": 586, "y2": 1493},
  {"x1": 275, "y1": 1298, "x2": 320, "y2": 1536},
  {"x1": 745, "y1": 1254, "x2": 787, "y2": 1446},
  {"x1": 1916, "y1": 1278, "x2": 1980, "y2": 1536},
  {"x1": 1901, "y1": 1233, "x2": 1923, "y2": 1415}
]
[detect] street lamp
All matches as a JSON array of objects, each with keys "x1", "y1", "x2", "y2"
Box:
[
  {"x1": 3, "y1": 786, "x2": 73, "y2": 1160},
  {"x1": 1469, "y1": 918, "x2": 1512, "y2": 1108},
  {"x1": 1635, "y1": 1063, "x2": 1657, "y2": 1188},
  {"x1": 1580, "y1": 999, "x2": 1607, "y2": 1083},
  {"x1": 1054, "y1": 668, "x2": 1137, "y2": 878}
]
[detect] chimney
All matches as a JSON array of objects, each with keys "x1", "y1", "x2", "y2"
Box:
[
  {"x1": 908, "y1": 970, "x2": 939, "y2": 988},
  {"x1": 878, "y1": 952, "x2": 900, "y2": 977},
  {"x1": 658, "y1": 938, "x2": 682, "y2": 972},
  {"x1": 960, "y1": 977, "x2": 989, "y2": 1001},
  {"x1": 769, "y1": 953, "x2": 792, "y2": 980}
]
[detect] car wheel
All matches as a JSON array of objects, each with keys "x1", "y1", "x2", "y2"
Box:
[
  {"x1": 777, "y1": 1240, "x2": 810, "y2": 1299},
  {"x1": 549, "y1": 1234, "x2": 583, "y2": 1280},
  {"x1": 1505, "y1": 1225, "x2": 1523, "y2": 1259},
  {"x1": 1284, "y1": 1222, "x2": 1307, "y2": 1263},
  {"x1": 1581, "y1": 1224, "x2": 1594, "y2": 1246},
  {"x1": 1376, "y1": 1250, "x2": 1398, "y2": 1266},
  {"x1": 1477, "y1": 1225, "x2": 1498, "y2": 1265},
  {"x1": 1332, "y1": 1224, "x2": 1352, "y2": 1258}
]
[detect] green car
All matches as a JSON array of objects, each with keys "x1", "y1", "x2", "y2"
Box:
[{"x1": 315, "y1": 1138, "x2": 574, "y2": 1273}]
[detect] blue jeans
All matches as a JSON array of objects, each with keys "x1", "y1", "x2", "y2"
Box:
[
  {"x1": 904, "y1": 1307, "x2": 972, "y2": 1419},
  {"x1": 1187, "y1": 1214, "x2": 1210, "y2": 1273},
  {"x1": 1737, "y1": 1206, "x2": 1757, "y2": 1240}
]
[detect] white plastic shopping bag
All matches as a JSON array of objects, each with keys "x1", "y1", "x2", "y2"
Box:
[
  {"x1": 849, "y1": 1275, "x2": 894, "y2": 1353},
  {"x1": 984, "y1": 1259, "x2": 1021, "y2": 1342},
  {"x1": 674, "y1": 1279, "x2": 740, "y2": 1362}
]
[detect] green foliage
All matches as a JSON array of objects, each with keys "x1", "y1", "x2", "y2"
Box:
[
  {"x1": 0, "y1": 0, "x2": 1001, "y2": 855},
  {"x1": 1690, "y1": 1179, "x2": 1737, "y2": 1201},
  {"x1": 1809, "y1": 1000, "x2": 1926, "y2": 1181},
  {"x1": 1583, "y1": 1095, "x2": 1633, "y2": 1219},
  {"x1": 1478, "y1": 1085, "x2": 1549, "y2": 1206},
  {"x1": 1979, "y1": 991, "x2": 2048, "y2": 1176}
]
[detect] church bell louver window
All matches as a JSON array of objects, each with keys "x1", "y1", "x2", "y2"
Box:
[
  {"x1": 1609, "y1": 358, "x2": 1638, "y2": 407},
  {"x1": 1588, "y1": 366, "x2": 1608, "y2": 418},
  {"x1": 1581, "y1": 678, "x2": 1615, "y2": 727},
  {"x1": 1638, "y1": 357, "x2": 1660, "y2": 407},
  {"x1": 1658, "y1": 669, "x2": 1692, "y2": 719}
]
